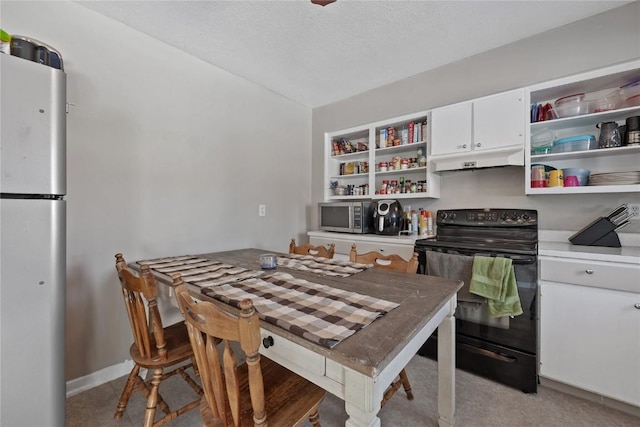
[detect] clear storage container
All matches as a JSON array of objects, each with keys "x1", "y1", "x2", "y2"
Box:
[
  {"x1": 554, "y1": 93, "x2": 590, "y2": 118},
  {"x1": 552, "y1": 134, "x2": 597, "y2": 153}
]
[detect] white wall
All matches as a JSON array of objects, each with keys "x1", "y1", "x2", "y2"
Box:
[
  {"x1": 312, "y1": 2, "x2": 640, "y2": 232},
  {"x1": 1, "y1": 0, "x2": 312, "y2": 381}
]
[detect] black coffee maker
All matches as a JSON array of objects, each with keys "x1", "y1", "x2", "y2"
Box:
[
  {"x1": 371, "y1": 199, "x2": 403, "y2": 235},
  {"x1": 625, "y1": 116, "x2": 640, "y2": 146}
]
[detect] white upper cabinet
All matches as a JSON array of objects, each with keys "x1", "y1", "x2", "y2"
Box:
[
  {"x1": 474, "y1": 89, "x2": 526, "y2": 151},
  {"x1": 430, "y1": 101, "x2": 472, "y2": 156},
  {"x1": 430, "y1": 89, "x2": 526, "y2": 171}
]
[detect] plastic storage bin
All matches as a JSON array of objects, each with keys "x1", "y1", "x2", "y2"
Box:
[
  {"x1": 554, "y1": 93, "x2": 590, "y2": 118},
  {"x1": 552, "y1": 135, "x2": 597, "y2": 153}
]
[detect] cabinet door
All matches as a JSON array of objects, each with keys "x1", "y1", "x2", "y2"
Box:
[
  {"x1": 430, "y1": 101, "x2": 472, "y2": 156},
  {"x1": 473, "y1": 89, "x2": 524, "y2": 151},
  {"x1": 539, "y1": 281, "x2": 640, "y2": 406}
]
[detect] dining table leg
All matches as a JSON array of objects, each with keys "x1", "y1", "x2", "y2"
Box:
[
  {"x1": 344, "y1": 403, "x2": 381, "y2": 427},
  {"x1": 437, "y1": 296, "x2": 457, "y2": 427},
  {"x1": 343, "y1": 369, "x2": 382, "y2": 427}
]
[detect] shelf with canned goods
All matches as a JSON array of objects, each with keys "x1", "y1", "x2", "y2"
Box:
[
  {"x1": 329, "y1": 172, "x2": 369, "y2": 180},
  {"x1": 375, "y1": 141, "x2": 427, "y2": 154},
  {"x1": 324, "y1": 110, "x2": 440, "y2": 201},
  {"x1": 374, "y1": 165, "x2": 428, "y2": 176},
  {"x1": 376, "y1": 117, "x2": 427, "y2": 149},
  {"x1": 373, "y1": 173, "x2": 429, "y2": 197}
]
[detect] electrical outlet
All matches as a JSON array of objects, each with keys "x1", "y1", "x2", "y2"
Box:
[
  {"x1": 628, "y1": 203, "x2": 640, "y2": 220},
  {"x1": 258, "y1": 204, "x2": 266, "y2": 217}
]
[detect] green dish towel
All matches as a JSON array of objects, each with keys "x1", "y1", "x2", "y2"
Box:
[{"x1": 469, "y1": 256, "x2": 523, "y2": 318}]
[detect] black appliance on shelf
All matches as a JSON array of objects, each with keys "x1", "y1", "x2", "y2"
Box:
[{"x1": 414, "y1": 208, "x2": 539, "y2": 393}]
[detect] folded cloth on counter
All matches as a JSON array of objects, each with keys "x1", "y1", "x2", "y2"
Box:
[
  {"x1": 425, "y1": 251, "x2": 486, "y2": 304},
  {"x1": 278, "y1": 253, "x2": 373, "y2": 277},
  {"x1": 469, "y1": 256, "x2": 522, "y2": 318},
  {"x1": 137, "y1": 255, "x2": 264, "y2": 287},
  {"x1": 201, "y1": 271, "x2": 398, "y2": 348}
]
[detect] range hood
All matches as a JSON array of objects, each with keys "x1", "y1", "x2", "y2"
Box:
[{"x1": 430, "y1": 145, "x2": 525, "y2": 172}]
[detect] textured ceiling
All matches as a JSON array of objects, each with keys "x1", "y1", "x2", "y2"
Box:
[{"x1": 75, "y1": 0, "x2": 633, "y2": 108}]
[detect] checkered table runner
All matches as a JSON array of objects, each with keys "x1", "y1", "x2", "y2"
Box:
[
  {"x1": 201, "y1": 271, "x2": 399, "y2": 348},
  {"x1": 137, "y1": 255, "x2": 264, "y2": 288},
  {"x1": 278, "y1": 253, "x2": 373, "y2": 277}
]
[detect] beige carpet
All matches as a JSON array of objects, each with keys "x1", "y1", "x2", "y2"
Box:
[
  {"x1": 66, "y1": 355, "x2": 639, "y2": 427},
  {"x1": 302, "y1": 356, "x2": 639, "y2": 427}
]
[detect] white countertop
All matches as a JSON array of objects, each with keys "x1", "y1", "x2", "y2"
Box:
[
  {"x1": 308, "y1": 230, "x2": 640, "y2": 264},
  {"x1": 307, "y1": 230, "x2": 422, "y2": 246},
  {"x1": 539, "y1": 230, "x2": 640, "y2": 265}
]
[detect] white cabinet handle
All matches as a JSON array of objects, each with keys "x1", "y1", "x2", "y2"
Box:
[
  {"x1": 634, "y1": 303, "x2": 640, "y2": 310},
  {"x1": 585, "y1": 269, "x2": 594, "y2": 274}
]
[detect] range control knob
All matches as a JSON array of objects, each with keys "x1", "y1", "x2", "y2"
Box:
[
  {"x1": 440, "y1": 212, "x2": 448, "y2": 220},
  {"x1": 450, "y1": 213, "x2": 457, "y2": 220},
  {"x1": 500, "y1": 212, "x2": 509, "y2": 221},
  {"x1": 522, "y1": 213, "x2": 531, "y2": 222}
]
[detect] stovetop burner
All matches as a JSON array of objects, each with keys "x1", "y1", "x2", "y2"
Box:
[{"x1": 415, "y1": 208, "x2": 538, "y2": 255}]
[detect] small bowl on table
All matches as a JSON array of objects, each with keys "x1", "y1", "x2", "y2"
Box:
[{"x1": 259, "y1": 253, "x2": 278, "y2": 269}]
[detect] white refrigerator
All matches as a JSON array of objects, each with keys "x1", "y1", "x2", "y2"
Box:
[{"x1": 0, "y1": 52, "x2": 66, "y2": 426}]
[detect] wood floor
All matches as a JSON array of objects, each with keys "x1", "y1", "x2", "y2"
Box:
[{"x1": 66, "y1": 355, "x2": 639, "y2": 427}]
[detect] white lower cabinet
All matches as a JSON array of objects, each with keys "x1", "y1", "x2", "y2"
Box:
[{"x1": 539, "y1": 257, "x2": 640, "y2": 407}]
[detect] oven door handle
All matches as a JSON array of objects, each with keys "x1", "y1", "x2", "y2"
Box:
[
  {"x1": 458, "y1": 342, "x2": 518, "y2": 363},
  {"x1": 508, "y1": 255, "x2": 536, "y2": 265}
]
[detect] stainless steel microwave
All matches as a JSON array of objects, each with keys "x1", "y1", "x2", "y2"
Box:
[{"x1": 318, "y1": 201, "x2": 373, "y2": 234}]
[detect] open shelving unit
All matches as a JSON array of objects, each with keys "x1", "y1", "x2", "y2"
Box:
[
  {"x1": 324, "y1": 110, "x2": 440, "y2": 201},
  {"x1": 525, "y1": 60, "x2": 640, "y2": 195}
]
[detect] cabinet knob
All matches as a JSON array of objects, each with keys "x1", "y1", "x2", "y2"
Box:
[
  {"x1": 262, "y1": 336, "x2": 274, "y2": 349},
  {"x1": 585, "y1": 269, "x2": 594, "y2": 274},
  {"x1": 461, "y1": 144, "x2": 467, "y2": 149},
  {"x1": 634, "y1": 303, "x2": 640, "y2": 310},
  {"x1": 475, "y1": 142, "x2": 482, "y2": 147}
]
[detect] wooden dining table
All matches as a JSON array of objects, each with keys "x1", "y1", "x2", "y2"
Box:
[{"x1": 133, "y1": 248, "x2": 462, "y2": 427}]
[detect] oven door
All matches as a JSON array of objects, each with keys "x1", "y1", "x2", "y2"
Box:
[{"x1": 417, "y1": 246, "x2": 537, "y2": 355}]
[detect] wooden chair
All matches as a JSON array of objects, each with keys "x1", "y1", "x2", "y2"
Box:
[
  {"x1": 349, "y1": 244, "x2": 419, "y2": 274},
  {"x1": 349, "y1": 244, "x2": 418, "y2": 407},
  {"x1": 114, "y1": 253, "x2": 203, "y2": 427},
  {"x1": 289, "y1": 238, "x2": 335, "y2": 259},
  {"x1": 172, "y1": 274, "x2": 326, "y2": 427}
]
